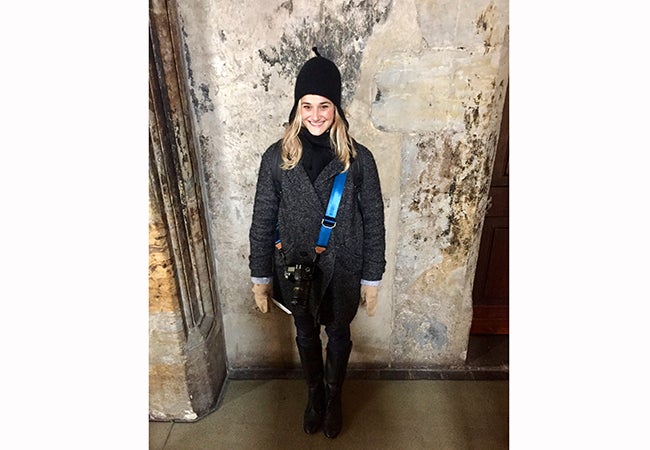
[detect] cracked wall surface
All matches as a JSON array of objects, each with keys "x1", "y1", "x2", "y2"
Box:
[{"x1": 171, "y1": 0, "x2": 508, "y2": 369}]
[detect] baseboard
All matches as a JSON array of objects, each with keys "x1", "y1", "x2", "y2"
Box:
[{"x1": 227, "y1": 366, "x2": 508, "y2": 381}]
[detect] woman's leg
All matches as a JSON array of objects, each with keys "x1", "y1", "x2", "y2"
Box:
[
  {"x1": 322, "y1": 322, "x2": 353, "y2": 439},
  {"x1": 293, "y1": 311, "x2": 325, "y2": 434}
]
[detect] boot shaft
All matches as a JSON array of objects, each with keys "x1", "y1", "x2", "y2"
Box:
[
  {"x1": 324, "y1": 341, "x2": 352, "y2": 387},
  {"x1": 296, "y1": 338, "x2": 324, "y2": 385},
  {"x1": 323, "y1": 342, "x2": 351, "y2": 439}
]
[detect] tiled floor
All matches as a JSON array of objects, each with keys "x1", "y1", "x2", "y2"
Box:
[{"x1": 150, "y1": 335, "x2": 508, "y2": 449}]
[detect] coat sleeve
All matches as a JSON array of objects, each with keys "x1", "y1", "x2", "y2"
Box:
[
  {"x1": 249, "y1": 143, "x2": 281, "y2": 278},
  {"x1": 358, "y1": 146, "x2": 386, "y2": 281}
]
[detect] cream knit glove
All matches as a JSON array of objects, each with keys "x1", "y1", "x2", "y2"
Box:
[
  {"x1": 360, "y1": 285, "x2": 378, "y2": 316},
  {"x1": 252, "y1": 283, "x2": 272, "y2": 313}
]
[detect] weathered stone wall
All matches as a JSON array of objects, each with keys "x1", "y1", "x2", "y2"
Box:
[
  {"x1": 148, "y1": 183, "x2": 195, "y2": 420},
  {"x1": 172, "y1": 0, "x2": 508, "y2": 369}
]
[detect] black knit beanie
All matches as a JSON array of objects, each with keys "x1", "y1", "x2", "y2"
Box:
[{"x1": 288, "y1": 47, "x2": 349, "y2": 128}]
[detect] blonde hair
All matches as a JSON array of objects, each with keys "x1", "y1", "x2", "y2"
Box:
[{"x1": 281, "y1": 98, "x2": 356, "y2": 172}]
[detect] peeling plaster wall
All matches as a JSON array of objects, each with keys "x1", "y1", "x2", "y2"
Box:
[{"x1": 172, "y1": 0, "x2": 508, "y2": 369}]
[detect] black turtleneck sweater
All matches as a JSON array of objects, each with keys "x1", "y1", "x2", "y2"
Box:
[{"x1": 299, "y1": 128, "x2": 335, "y2": 184}]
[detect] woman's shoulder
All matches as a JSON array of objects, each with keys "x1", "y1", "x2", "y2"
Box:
[
  {"x1": 352, "y1": 140, "x2": 376, "y2": 162},
  {"x1": 263, "y1": 139, "x2": 283, "y2": 154},
  {"x1": 260, "y1": 139, "x2": 283, "y2": 161}
]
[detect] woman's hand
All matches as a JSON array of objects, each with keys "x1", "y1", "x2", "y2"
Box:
[
  {"x1": 252, "y1": 283, "x2": 273, "y2": 313},
  {"x1": 360, "y1": 285, "x2": 378, "y2": 316}
]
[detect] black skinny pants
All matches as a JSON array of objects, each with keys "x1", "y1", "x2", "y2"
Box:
[{"x1": 293, "y1": 310, "x2": 351, "y2": 354}]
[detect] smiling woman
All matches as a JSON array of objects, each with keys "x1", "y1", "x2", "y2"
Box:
[
  {"x1": 300, "y1": 95, "x2": 334, "y2": 135},
  {"x1": 248, "y1": 47, "x2": 386, "y2": 439}
]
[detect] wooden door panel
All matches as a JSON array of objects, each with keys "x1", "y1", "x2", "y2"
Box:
[
  {"x1": 487, "y1": 186, "x2": 509, "y2": 217},
  {"x1": 470, "y1": 305, "x2": 509, "y2": 335},
  {"x1": 482, "y1": 224, "x2": 509, "y2": 301},
  {"x1": 471, "y1": 84, "x2": 509, "y2": 335}
]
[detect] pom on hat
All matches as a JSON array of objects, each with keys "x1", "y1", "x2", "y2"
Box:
[{"x1": 288, "y1": 47, "x2": 348, "y2": 128}]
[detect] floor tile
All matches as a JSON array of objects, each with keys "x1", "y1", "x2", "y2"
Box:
[
  {"x1": 149, "y1": 421, "x2": 173, "y2": 450},
  {"x1": 152, "y1": 379, "x2": 508, "y2": 449}
]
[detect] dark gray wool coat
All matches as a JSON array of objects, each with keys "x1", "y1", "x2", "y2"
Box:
[{"x1": 249, "y1": 139, "x2": 386, "y2": 325}]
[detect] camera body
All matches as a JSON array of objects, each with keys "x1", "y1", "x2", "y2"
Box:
[{"x1": 284, "y1": 262, "x2": 315, "y2": 307}]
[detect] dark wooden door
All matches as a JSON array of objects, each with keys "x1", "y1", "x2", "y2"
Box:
[{"x1": 470, "y1": 85, "x2": 509, "y2": 334}]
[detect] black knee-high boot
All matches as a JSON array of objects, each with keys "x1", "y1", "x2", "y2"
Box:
[
  {"x1": 323, "y1": 341, "x2": 352, "y2": 439},
  {"x1": 296, "y1": 338, "x2": 325, "y2": 434}
]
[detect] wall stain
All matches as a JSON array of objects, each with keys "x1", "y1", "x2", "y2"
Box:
[
  {"x1": 476, "y1": 2, "x2": 497, "y2": 54},
  {"x1": 277, "y1": 0, "x2": 293, "y2": 14},
  {"x1": 257, "y1": 0, "x2": 393, "y2": 107},
  {"x1": 197, "y1": 84, "x2": 215, "y2": 113},
  {"x1": 426, "y1": 320, "x2": 448, "y2": 348},
  {"x1": 181, "y1": 25, "x2": 216, "y2": 116},
  {"x1": 410, "y1": 128, "x2": 492, "y2": 272},
  {"x1": 435, "y1": 72, "x2": 507, "y2": 274},
  {"x1": 409, "y1": 138, "x2": 438, "y2": 213},
  {"x1": 259, "y1": 71, "x2": 271, "y2": 92},
  {"x1": 463, "y1": 91, "x2": 482, "y2": 132},
  {"x1": 398, "y1": 316, "x2": 448, "y2": 351}
]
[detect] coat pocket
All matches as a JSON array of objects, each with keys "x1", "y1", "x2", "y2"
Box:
[{"x1": 335, "y1": 245, "x2": 363, "y2": 275}]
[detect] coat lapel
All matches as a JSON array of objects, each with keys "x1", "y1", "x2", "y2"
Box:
[
  {"x1": 314, "y1": 158, "x2": 345, "y2": 211},
  {"x1": 285, "y1": 162, "x2": 326, "y2": 212},
  {"x1": 284, "y1": 157, "x2": 345, "y2": 214},
  {"x1": 314, "y1": 158, "x2": 344, "y2": 190}
]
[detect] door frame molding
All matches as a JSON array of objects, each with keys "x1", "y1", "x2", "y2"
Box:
[{"x1": 149, "y1": 0, "x2": 227, "y2": 419}]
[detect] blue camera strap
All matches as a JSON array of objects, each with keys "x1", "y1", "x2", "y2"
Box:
[
  {"x1": 275, "y1": 171, "x2": 348, "y2": 258},
  {"x1": 315, "y1": 171, "x2": 348, "y2": 254}
]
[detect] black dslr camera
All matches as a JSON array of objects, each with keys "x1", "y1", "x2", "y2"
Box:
[{"x1": 284, "y1": 262, "x2": 315, "y2": 307}]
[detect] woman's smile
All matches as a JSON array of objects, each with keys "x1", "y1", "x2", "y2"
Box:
[{"x1": 300, "y1": 94, "x2": 335, "y2": 136}]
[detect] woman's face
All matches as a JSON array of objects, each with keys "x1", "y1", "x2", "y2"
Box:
[{"x1": 300, "y1": 94, "x2": 335, "y2": 136}]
